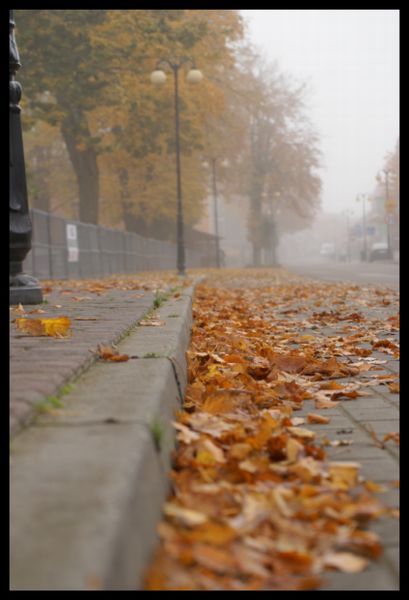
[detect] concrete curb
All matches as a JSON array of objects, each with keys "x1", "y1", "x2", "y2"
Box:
[{"x1": 10, "y1": 284, "x2": 197, "y2": 590}]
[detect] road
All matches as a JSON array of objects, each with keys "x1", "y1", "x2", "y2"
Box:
[{"x1": 282, "y1": 259, "x2": 399, "y2": 290}]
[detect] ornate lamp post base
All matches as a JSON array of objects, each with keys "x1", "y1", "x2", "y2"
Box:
[{"x1": 10, "y1": 273, "x2": 43, "y2": 305}]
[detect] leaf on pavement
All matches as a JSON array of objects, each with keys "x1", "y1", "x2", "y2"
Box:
[
  {"x1": 328, "y1": 462, "x2": 360, "y2": 490},
  {"x1": 307, "y1": 413, "x2": 331, "y2": 424},
  {"x1": 139, "y1": 316, "x2": 166, "y2": 326},
  {"x1": 323, "y1": 551, "x2": 369, "y2": 573},
  {"x1": 97, "y1": 344, "x2": 129, "y2": 362},
  {"x1": 383, "y1": 432, "x2": 399, "y2": 445},
  {"x1": 15, "y1": 316, "x2": 71, "y2": 337}
]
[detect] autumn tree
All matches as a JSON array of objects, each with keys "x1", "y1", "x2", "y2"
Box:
[
  {"x1": 93, "y1": 9, "x2": 244, "y2": 238},
  {"x1": 16, "y1": 9, "x2": 112, "y2": 224},
  {"x1": 17, "y1": 9, "x2": 244, "y2": 235},
  {"x1": 214, "y1": 46, "x2": 322, "y2": 266}
]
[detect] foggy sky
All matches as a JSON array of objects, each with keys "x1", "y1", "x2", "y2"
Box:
[{"x1": 240, "y1": 9, "x2": 399, "y2": 217}]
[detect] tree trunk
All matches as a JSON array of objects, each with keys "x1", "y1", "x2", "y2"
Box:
[
  {"x1": 60, "y1": 108, "x2": 99, "y2": 224},
  {"x1": 250, "y1": 185, "x2": 263, "y2": 267}
]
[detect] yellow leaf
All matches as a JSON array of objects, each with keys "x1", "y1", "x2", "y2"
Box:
[
  {"x1": 328, "y1": 462, "x2": 360, "y2": 489},
  {"x1": 286, "y1": 437, "x2": 304, "y2": 462},
  {"x1": 42, "y1": 317, "x2": 71, "y2": 337},
  {"x1": 15, "y1": 316, "x2": 71, "y2": 337},
  {"x1": 287, "y1": 426, "x2": 316, "y2": 439}
]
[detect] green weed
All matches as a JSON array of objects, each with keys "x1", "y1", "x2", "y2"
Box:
[{"x1": 149, "y1": 418, "x2": 165, "y2": 452}]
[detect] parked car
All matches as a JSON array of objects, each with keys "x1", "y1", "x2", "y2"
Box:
[{"x1": 369, "y1": 242, "x2": 392, "y2": 261}]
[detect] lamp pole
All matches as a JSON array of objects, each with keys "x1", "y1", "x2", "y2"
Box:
[
  {"x1": 210, "y1": 158, "x2": 221, "y2": 268},
  {"x1": 151, "y1": 59, "x2": 203, "y2": 276},
  {"x1": 9, "y1": 9, "x2": 42, "y2": 304},
  {"x1": 343, "y1": 209, "x2": 352, "y2": 263},
  {"x1": 384, "y1": 169, "x2": 392, "y2": 258},
  {"x1": 356, "y1": 193, "x2": 368, "y2": 262}
]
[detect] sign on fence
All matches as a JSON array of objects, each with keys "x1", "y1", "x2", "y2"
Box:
[{"x1": 66, "y1": 223, "x2": 79, "y2": 263}]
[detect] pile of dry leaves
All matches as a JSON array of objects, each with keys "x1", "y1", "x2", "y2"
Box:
[{"x1": 144, "y1": 271, "x2": 399, "y2": 590}]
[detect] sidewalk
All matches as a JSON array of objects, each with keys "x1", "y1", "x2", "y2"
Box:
[
  {"x1": 10, "y1": 274, "x2": 197, "y2": 590},
  {"x1": 10, "y1": 270, "x2": 399, "y2": 590}
]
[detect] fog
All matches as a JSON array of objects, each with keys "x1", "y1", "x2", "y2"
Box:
[{"x1": 241, "y1": 9, "x2": 399, "y2": 221}]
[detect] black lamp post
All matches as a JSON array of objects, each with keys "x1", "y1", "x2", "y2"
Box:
[
  {"x1": 9, "y1": 10, "x2": 42, "y2": 304},
  {"x1": 151, "y1": 59, "x2": 203, "y2": 277}
]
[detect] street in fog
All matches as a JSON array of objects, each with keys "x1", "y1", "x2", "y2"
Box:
[{"x1": 282, "y1": 259, "x2": 399, "y2": 289}]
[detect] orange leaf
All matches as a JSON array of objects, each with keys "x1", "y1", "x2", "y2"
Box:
[
  {"x1": 383, "y1": 432, "x2": 399, "y2": 445},
  {"x1": 187, "y1": 522, "x2": 237, "y2": 545},
  {"x1": 201, "y1": 395, "x2": 235, "y2": 415},
  {"x1": 307, "y1": 413, "x2": 331, "y2": 424},
  {"x1": 192, "y1": 543, "x2": 237, "y2": 574},
  {"x1": 97, "y1": 344, "x2": 129, "y2": 362}
]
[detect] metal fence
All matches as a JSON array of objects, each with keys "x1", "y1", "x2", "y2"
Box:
[{"x1": 22, "y1": 209, "x2": 204, "y2": 279}]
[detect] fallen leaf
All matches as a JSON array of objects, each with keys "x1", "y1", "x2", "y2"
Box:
[
  {"x1": 287, "y1": 426, "x2": 316, "y2": 439},
  {"x1": 201, "y1": 438, "x2": 226, "y2": 463},
  {"x1": 173, "y1": 422, "x2": 200, "y2": 444},
  {"x1": 364, "y1": 480, "x2": 386, "y2": 493},
  {"x1": 163, "y1": 503, "x2": 208, "y2": 526},
  {"x1": 307, "y1": 413, "x2": 331, "y2": 424},
  {"x1": 314, "y1": 395, "x2": 340, "y2": 409},
  {"x1": 383, "y1": 432, "x2": 399, "y2": 445},
  {"x1": 71, "y1": 295, "x2": 94, "y2": 301},
  {"x1": 97, "y1": 344, "x2": 129, "y2": 362},
  {"x1": 74, "y1": 316, "x2": 99, "y2": 321},
  {"x1": 139, "y1": 317, "x2": 166, "y2": 326},
  {"x1": 286, "y1": 437, "x2": 305, "y2": 462},
  {"x1": 324, "y1": 551, "x2": 369, "y2": 573},
  {"x1": 12, "y1": 303, "x2": 26, "y2": 314},
  {"x1": 15, "y1": 316, "x2": 71, "y2": 337},
  {"x1": 192, "y1": 544, "x2": 237, "y2": 574},
  {"x1": 328, "y1": 462, "x2": 360, "y2": 489}
]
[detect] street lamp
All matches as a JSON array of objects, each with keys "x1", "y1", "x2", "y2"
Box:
[
  {"x1": 151, "y1": 59, "x2": 203, "y2": 276},
  {"x1": 356, "y1": 193, "x2": 369, "y2": 262},
  {"x1": 377, "y1": 169, "x2": 394, "y2": 259},
  {"x1": 202, "y1": 157, "x2": 228, "y2": 268},
  {"x1": 9, "y1": 10, "x2": 43, "y2": 304},
  {"x1": 342, "y1": 209, "x2": 353, "y2": 262}
]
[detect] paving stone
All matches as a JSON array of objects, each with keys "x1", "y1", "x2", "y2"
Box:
[{"x1": 319, "y1": 560, "x2": 398, "y2": 591}]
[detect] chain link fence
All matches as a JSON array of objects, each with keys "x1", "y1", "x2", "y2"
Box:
[{"x1": 22, "y1": 209, "x2": 207, "y2": 279}]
